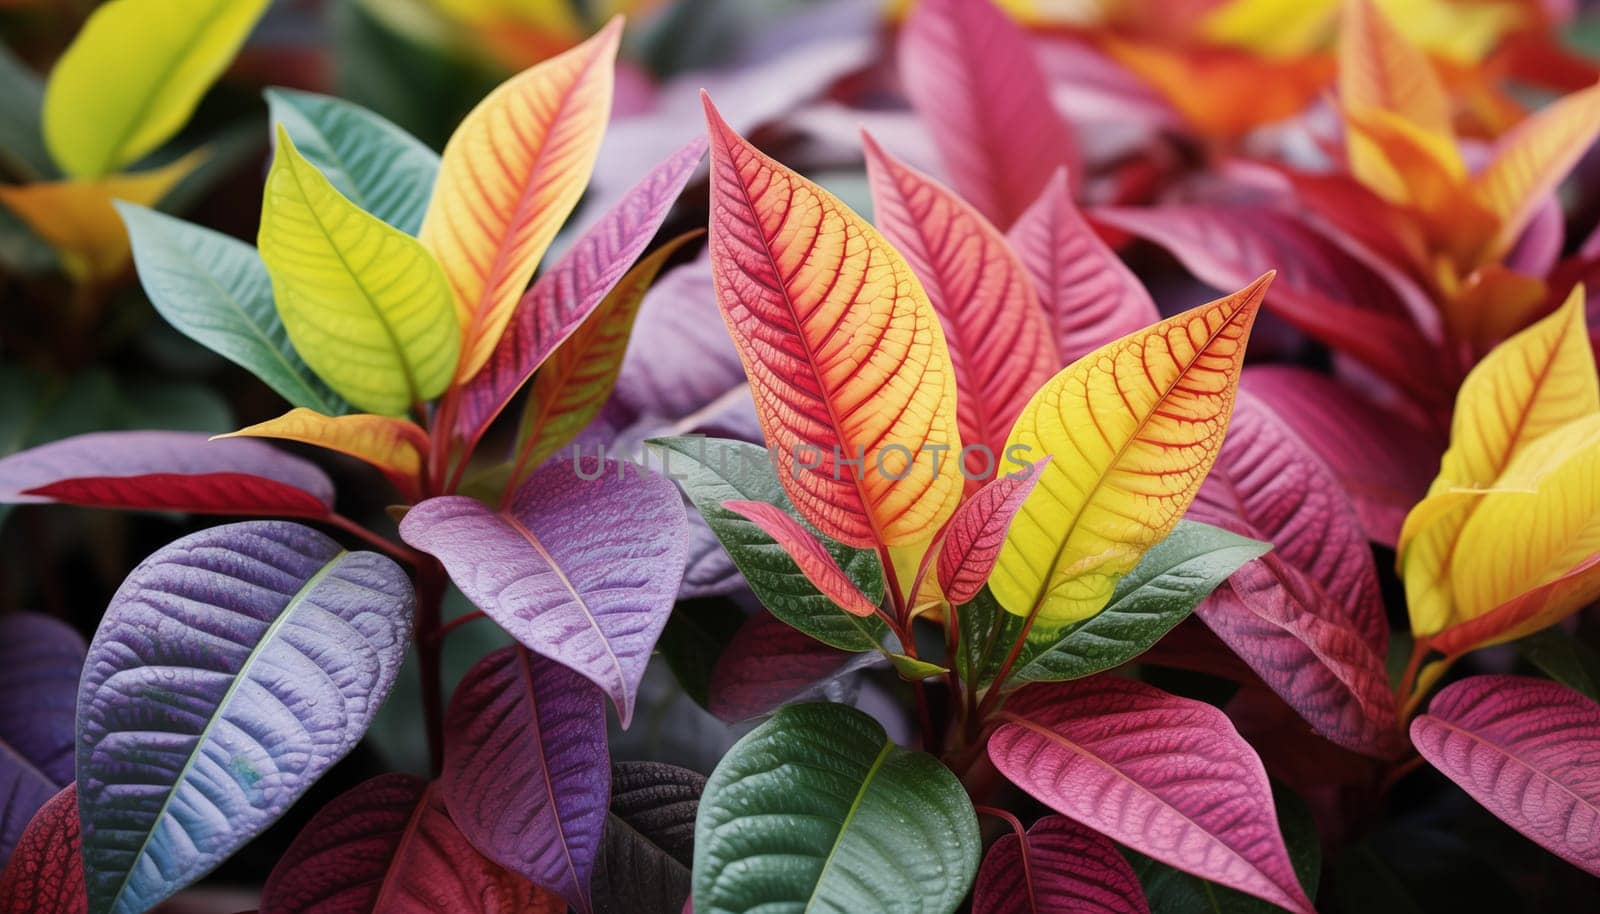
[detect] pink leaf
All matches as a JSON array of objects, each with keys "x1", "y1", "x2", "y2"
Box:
[
  {"x1": 898, "y1": 0, "x2": 1080, "y2": 228},
  {"x1": 1008, "y1": 170, "x2": 1158, "y2": 363},
  {"x1": 1242, "y1": 365, "x2": 1443, "y2": 546},
  {"x1": 0, "y1": 786, "x2": 84, "y2": 914},
  {"x1": 1412, "y1": 675, "x2": 1600, "y2": 876},
  {"x1": 973, "y1": 814, "x2": 1150, "y2": 914},
  {"x1": 989, "y1": 678, "x2": 1317, "y2": 914},
  {"x1": 722, "y1": 500, "x2": 879, "y2": 617},
  {"x1": 937, "y1": 457, "x2": 1050, "y2": 605},
  {"x1": 455, "y1": 139, "x2": 706, "y2": 449},
  {"x1": 707, "y1": 613, "x2": 879, "y2": 722}
]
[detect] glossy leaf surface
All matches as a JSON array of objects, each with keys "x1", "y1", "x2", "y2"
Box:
[
  {"x1": 723, "y1": 500, "x2": 878, "y2": 617},
  {"x1": 0, "y1": 786, "x2": 85, "y2": 914},
  {"x1": 77, "y1": 521, "x2": 414, "y2": 914},
  {"x1": 973, "y1": 815, "x2": 1149, "y2": 914}
]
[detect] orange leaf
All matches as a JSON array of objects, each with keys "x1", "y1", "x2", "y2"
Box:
[
  {"x1": 1100, "y1": 37, "x2": 1332, "y2": 138},
  {"x1": 703, "y1": 95, "x2": 964, "y2": 549},
  {"x1": 420, "y1": 19, "x2": 619, "y2": 381},
  {"x1": 723, "y1": 500, "x2": 880, "y2": 617},
  {"x1": 1338, "y1": 0, "x2": 1455, "y2": 147},
  {"x1": 862, "y1": 132, "x2": 1058, "y2": 483},
  {"x1": 220, "y1": 408, "x2": 429, "y2": 499},
  {"x1": 1472, "y1": 81, "x2": 1600, "y2": 262}
]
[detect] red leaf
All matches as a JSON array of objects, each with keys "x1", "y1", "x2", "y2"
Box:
[
  {"x1": 0, "y1": 786, "x2": 84, "y2": 914},
  {"x1": 863, "y1": 133, "x2": 1059, "y2": 472},
  {"x1": 1412, "y1": 675, "x2": 1600, "y2": 877},
  {"x1": 0, "y1": 431, "x2": 333, "y2": 519},
  {"x1": 707, "y1": 613, "x2": 879, "y2": 723},
  {"x1": 936, "y1": 457, "x2": 1049, "y2": 605},
  {"x1": 1242, "y1": 365, "x2": 1443, "y2": 546},
  {"x1": 722, "y1": 500, "x2": 879, "y2": 617},
  {"x1": 898, "y1": 0, "x2": 1080, "y2": 228},
  {"x1": 973, "y1": 815, "x2": 1149, "y2": 914},
  {"x1": 989, "y1": 678, "x2": 1316, "y2": 914},
  {"x1": 1008, "y1": 170, "x2": 1158, "y2": 363}
]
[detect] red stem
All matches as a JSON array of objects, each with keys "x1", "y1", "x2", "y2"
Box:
[
  {"x1": 974, "y1": 804, "x2": 1028, "y2": 843},
  {"x1": 326, "y1": 514, "x2": 423, "y2": 566}
]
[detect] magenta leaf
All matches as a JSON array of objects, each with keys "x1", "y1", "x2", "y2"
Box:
[
  {"x1": 1241, "y1": 366, "x2": 1442, "y2": 547},
  {"x1": 989, "y1": 678, "x2": 1317, "y2": 914},
  {"x1": 0, "y1": 430, "x2": 334, "y2": 518},
  {"x1": 399, "y1": 456, "x2": 690, "y2": 726},
  {"x1": 0, "y1": 786, "x2": 84, "y2": 914},
  {"x1": 76, "y1": 521, "x2": 414, "y2": 914},
  {"x1": 707, "y1": 612, "x2": 881, "y2": 722},
  {"x1": 937, "y1": 457, "x2": 1049, "y2": 606},
  {"x1": 898, "y1": 0, "x2": 1079, "y2": 227},
  {"x1": 260, "y1": 774, "x2": 563, "y2": 914},
  {"x1": 593, "y1": 761, "x2": 705, "y2": 914},
  {"x1": 0, "y1": 613, "x2": 83, "y2": 861},
  {"x1": 1008, "y1": 170, "x2": 1158, "y2": 363},
  {"x1": 442, "y1": 646, "x2": 610, "y2": 914},
  {"x1": 455, "y1": 139, "x2": 707, "y2": 449},
  {"x1": 1411, "y1": 674, "x2": 1600, "y2": 877},
  {"x1": 973, "y1": 815, "x2": 1149, "y2": 914}
]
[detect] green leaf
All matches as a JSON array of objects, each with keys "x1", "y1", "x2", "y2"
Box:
[
  {"x1": 650, "y1": 436, "x2": 888, "y2": 653},
  {"x1": 1128, "y1": 782, "x2": 1321, "y2": 914},
  {"x1": 42, "y1": 0, "x2": 272, "y2": 177},
  {"x1": 265, "y1": 88, "x2": 439, "y2": 234},
  {"x1": 257, "y1": 127, "x2": 460, "y2": 416},
  {"x1": 889, "y1": 653, "x2": 948, "y2": 681},
  {"x1": 977, "y1": 520, "x2": 1269, "y2": 690},
  {"x1": 118, "y1": 202, "x2": 348, "y2": 414},
  {"x1": 0, "y1": 43, "x2": 51, "y2": 181},
  {"x1": 694, "y1": 702, "x2": 979, "y2": 914},
  {"x1": 657, "y1": 597, "x2": 747, "y2": 708},
  {"x1": 1515, "y1": 627, "x2": 1600, "y2": 701}
]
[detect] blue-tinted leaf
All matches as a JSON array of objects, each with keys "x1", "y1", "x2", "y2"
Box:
[{"x1": 0, "y1": 613, "x2": 83, "y2": 862}]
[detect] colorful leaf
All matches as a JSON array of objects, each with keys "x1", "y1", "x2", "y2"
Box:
[
  {"x1": 703, "y1": 96, "x2": 964, "y2": 548},
  {"x1": 898, "y1": 0, "x2": 1079, "y2": 227},
  {"x1": 990, "y1": 276, "x2": 1270, "y2": 625},
  {"x1": 989, "y1": 678, "x2": 1317, "y2": 914},
  {"x1": 260, "y1": 774, "x2": 564, "y2": 914},
  {"x1": 1008, "y1": 169, "x2": 1159, "y2": 364},
  {"x1": 1473, "y1": 82, "x2": 1600, "y2": 261},
  {"x1": 220, "y1": 408, "x2": 428, "y2": 498},
  {"x1": 0, "y1": 613, "x2": 82, "y2": 862},
  {"x1": 651, "y1": 436, "x2": 887, "y2": 652},
  {"x1": 0, "y1": 430, "x2": 334, "y2": 518},
  {"x1": 399, "y1": 456, "x2": 688, "y2": 726},
  {"x1": 42, "y1": 0, "x2": 270, "y2": 177},
  {"x1": 420, "y1": 20, "x2": 620, "y2": 381},
  {"x1": 706, "y1": 612, "x2": 880, "y2": 722},
  {"x1": 1411, "y1": 675, "x2": 1600, "y2": 877},
  {"x1": 76, "y1": 521, "x2": 414, "y2": 914},
  {"x1": 937, "y1": 458, "x2": 1049, "y2": 606},
  {"x1": 258, "y1": 128, "x2": 460, "y2": 416},
  {"x1": 693, "y1": 702, "x2": 980, "y2": 913},
  {"x1": 863, "y1": 133, "x2": 1059, "y2": 474},
  {"x1": 723, "y1": 500, "x2": 879, "y2": 617},
  {"x1": 455, "y1": 139, "x2": 705, "y2": 450},
  {"x1": 442, "y1": 647, "x2": 609, "y2": 914},
  {"x1": 265, "y1": 88, "x2": 440, "y2": 234},
  {"x1": 117, "y1": 203, "x2": 347, "y2": 414},
  {"x1": 514, "y1": 232, "x2": 701, "y2": 477},
  {"x1": 973, "y1": 815, "x2": 1150, "y2": 914},
  {"x1": 593, "y1": 762, "x2": 704, "y2": 914},
  {"x1": 0, "y1": 786, "x2": 84, "y2": 914}
]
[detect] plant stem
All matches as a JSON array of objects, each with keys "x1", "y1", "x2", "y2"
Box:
[
  {"x1": 974, "y1": 602, "x2": 1043, "y2": 722},
  {"x1": 415, "y1": 560, "x2": 448, "y2": 775},
  {"x1": 974, "y1": 805, "x2": 1028, "y2": 842},
  {"x1": 326, "y1": 514, "x2": 423, "y2": 566},
  {"x1": 428, "y1": 609, "x2": 487, "y2": 644}
]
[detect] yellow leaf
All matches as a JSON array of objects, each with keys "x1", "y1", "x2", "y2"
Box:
[
  {"x1": 1203, "y1": 0, "x2": 1338, "y2": 58},
  {"x1": 1338, "y1": 0, "x2": 1455, "y2": 153},
  {"x1": 220, "y1": 408, "x2": 429, "y2": 498},
  {"x1": 991, "y1": 274, "x2": 1271, "y2": 625},
  {"x1": 1472, "y1": 81, "x2": 1600, "y2": 263},
  {"x1": 42, "y1": 0, "x2": 270, "y2": 178},
  {"x1": 1402, "y1": 288, "x2": 1598, "y2": 638},
  {"x1": 421, "y1": 18, "x2": 618, "y2": 381},
  {"x1": 258, "y1": 127, "x2": 460, "y2": 417},
  {"x1": 1372, "y1": 0, "x2": 1525, "y2": 64},
  {"x1": 0, "y1": 152, "x2": 201, "y2": 280}
]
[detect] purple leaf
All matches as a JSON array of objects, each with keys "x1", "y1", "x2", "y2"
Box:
[
  {"x1": 899, "y1": 0, "x2": 1080, "y2": 227},
  {"x1": 973, "y1": 815, "x2": 1149, "y2": 914},
  {"x1": 0, "y1": 613, "x2": 83, "y2": 862},
  {"x1": 260, "y1": 774, "x2": 564, "y2": 914},
  {"x1": 989, "y1": 678, "x2": 1316, "y2": 914},
  {"x1": 937, "y1": 457, "x2": 1049, "y2": 606},
  {"x1": 0, "y1": 786, "x2": 84, "y2": 914},
  {"x1": 1008, "y1": 170, "x2": 1158, "y2": 363},
  {"x1": 678, "y1": 510, "x2": 744, "y2": 600},
  {"x1": 400, "y1": 457, "x2": 689, "y2": 726},
  {"x1": 1412, "y1": 675, "x2": 1600, "y2": 877},
  {"x1": 456, "y1": 140, "x2": 707, "y2": 450},
  {"x1": 0, "y1": 431, "x2": 334, "y2": 518},
  {"x1": 707, "y1": 612, "x2": 880, "y2": 722},
  {"x1": 442, "y1": 646, "x2": 610, "y2": 914},
  {"x1": 76, "y1": 521, "x2": 414, "y2": 914},
  {"x1": 1242, "y1": 365, "x2": 1443, "y2": 546}
]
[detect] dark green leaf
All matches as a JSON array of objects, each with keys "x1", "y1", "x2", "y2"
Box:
[
  {"x1": 1515, "y1": 627, "x2": 1600, "y2": 701},
  {"x1": 650, "y1": 436, "x2": 887, "y2": 652},
  {"x1": 694, "y1": 702, "x2": 979, "y2": 913},
  {"x1": 0, "y1": 43, "x2": 52, "y2": 181},
  {"x1": 658, "y1": 598, "x2": 747, "y2": 708}
]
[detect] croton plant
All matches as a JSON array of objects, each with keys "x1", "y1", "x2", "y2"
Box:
[{"x1": 1, "y1": 0, "x2": 1598, "y2": 912}]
